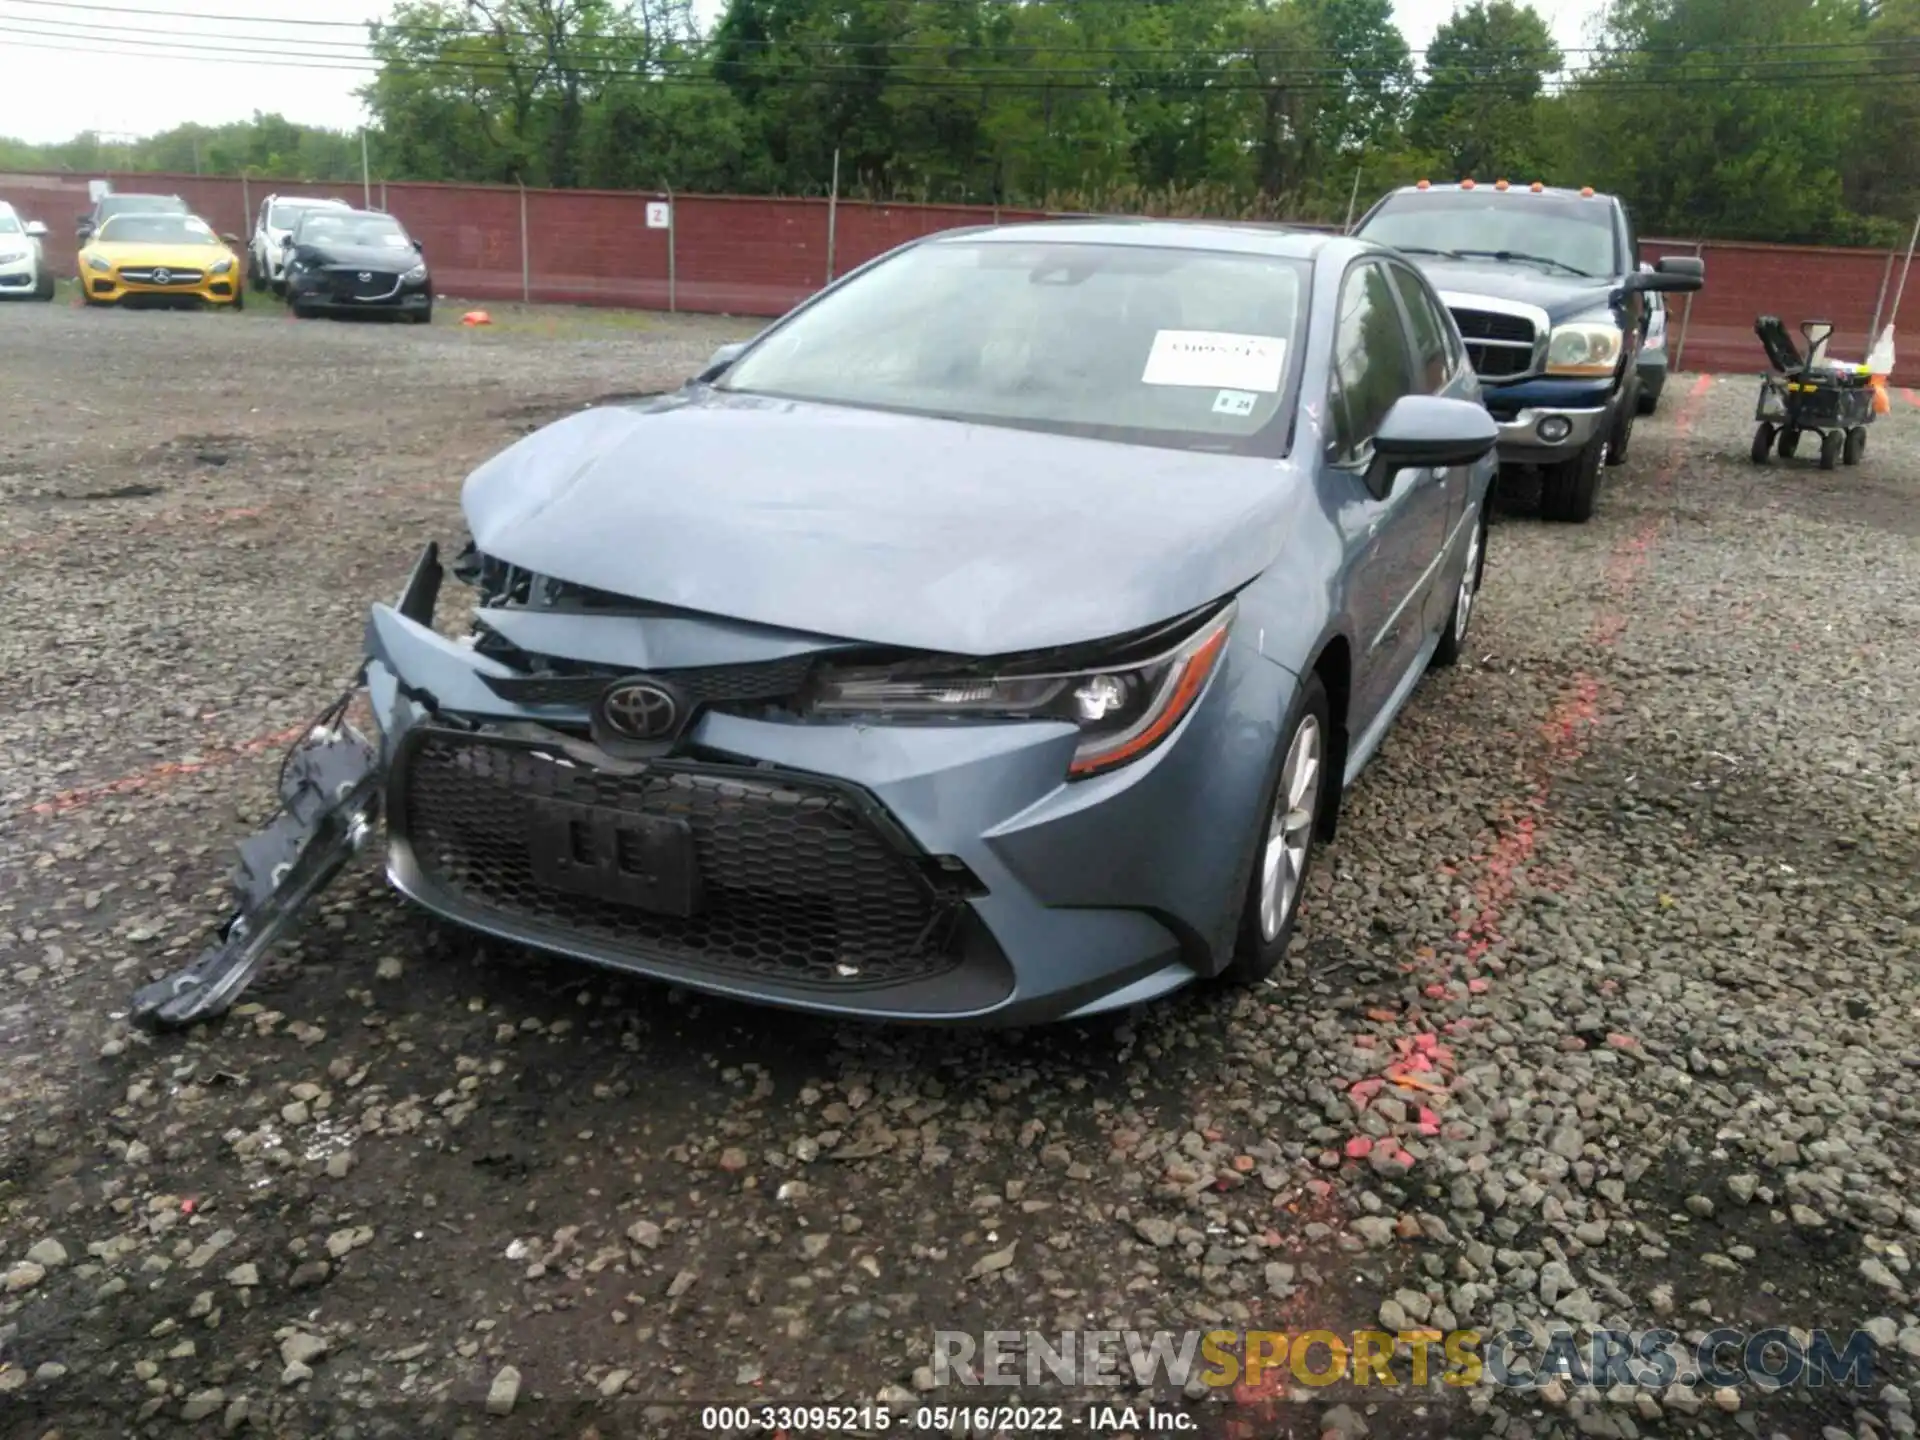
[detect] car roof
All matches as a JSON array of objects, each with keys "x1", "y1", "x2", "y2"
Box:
[
  {"x1": 274, "y1": 195, "x2": 349, "y2": 206},
  {"x1": 1382, "y1": 182, "x2": 1617, "y2": 204},
  {"x1": 926, "y1": 217, "x2": 1382, "y2": 265}
]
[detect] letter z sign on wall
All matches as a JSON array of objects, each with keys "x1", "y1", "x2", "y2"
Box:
[{"x1": 646, "y1": 201, "x2": 671, "y2": 230}]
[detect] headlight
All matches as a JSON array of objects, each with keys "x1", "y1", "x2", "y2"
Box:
[
  {"x1": 403, "y1": 263, "x2": 427, "y2": 282},
  {"x1": 1545, "y1": 320, "x2": 1623, "y2": 377},
  {"x1": 86, "y1": 254, "x2": 110, "y2": 272},
  {"x1": 809, "y1": 602, "x2": 1235, "y2": 779},
  {"x1": 0, "y1": 249, "x2": 24, "y2": 265},
  {"x1": 211, "y1": 258, "x2": 234, "y2": 275}
]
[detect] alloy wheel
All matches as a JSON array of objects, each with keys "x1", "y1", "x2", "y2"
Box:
[
  {"x1": 1259, "y1": 714, "x2": 1322, "y2": 942},
  {"x1": 1454, "y1": 517, "x2": 1484, "y2": 644}
]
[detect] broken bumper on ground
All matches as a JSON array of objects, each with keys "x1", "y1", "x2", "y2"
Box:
[{"x1": 136, "y1": 541, "x2": 1286, "y2": 1030}]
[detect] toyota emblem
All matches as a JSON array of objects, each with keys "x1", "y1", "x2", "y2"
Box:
[
  {"x1": 359, "y1": 271, "x2": 372, "y2": 283},
  {"x1": 153, "y1": 267, "x2": 171, "y2": 284},
  {"x1": 600, "y1": 680, "x2": 680, "y2": 741}
]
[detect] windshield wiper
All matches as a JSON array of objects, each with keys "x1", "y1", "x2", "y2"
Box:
[
  {"x1": 1452, "y1": 249, "x2": 1595, "y2": 278},
  {"x1": 1391, "y1": 245, "x2": 1467, "y2": 260}
]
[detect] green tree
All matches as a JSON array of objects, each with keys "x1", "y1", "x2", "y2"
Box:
[{"x1": 1409, "y1": 2, "x2": 1564, "y2": 183}]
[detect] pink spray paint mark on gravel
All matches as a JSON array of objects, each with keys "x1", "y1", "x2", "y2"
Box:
[{"x1": 1338, "y1": 373, "x2": 1712, "y2": 1166}]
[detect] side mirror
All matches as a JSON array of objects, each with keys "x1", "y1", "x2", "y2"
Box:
[
  {"x1": 412, "y1": 238, "x2": 424, "y2": 253},
  {"x1": 24, "y1": 220, "x2": 46, "y2": 238},
  {"x1": 697, "y1": 341, "x2": 748, "y2": 383},
  {"x1": 281, "y1": 236, "x2": 296, "y2": 250},
  {"x1": 219, "y1": 233, "x2": 241, "y2": 248},
  {"x1": 1364, "y1": 395, "x2": 1498, "y2": 499},
  {"x1": 1630, "y1": 255, "x2": 1704, "y2": 293}
]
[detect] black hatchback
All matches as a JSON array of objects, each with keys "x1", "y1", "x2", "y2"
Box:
[{"x1": 282, "y1": 208, "x2": 432, "y2": 324}]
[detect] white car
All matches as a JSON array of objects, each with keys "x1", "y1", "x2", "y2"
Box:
[
  {"x1": 0, "y1": 201, "x2": 54, "y2": 301},
  {"x1": 249, "y1": 194, "x2": 352, "y2": 296}
]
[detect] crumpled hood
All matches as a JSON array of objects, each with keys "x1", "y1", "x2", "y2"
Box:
[
  {"x1": 301, "y1": 241, "x2": 420, "y2": 270},
  {"x1": 1414, "y1": 258, "x2": 1623, "y2": 324},
  {"x1": 462, "y1": 391, "x2": 1308, "y2": 657}
]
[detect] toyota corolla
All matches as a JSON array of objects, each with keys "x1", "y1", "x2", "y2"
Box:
[{"x1": 133, "y1": 221, "x2": 1498, "y2": 1032}]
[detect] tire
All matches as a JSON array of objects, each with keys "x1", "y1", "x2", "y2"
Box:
[
  {"x1": 409, "y1": 303, "x2": 432, "y2": 325},
  {"x1": 1541, "y1": 430, "x2": 1607, "y2": 522},
  {"x1": 247, "y1": 252, "x2": 264, "y2": 293},
  {"x1": 1605, "y1": 395, "x2": 1633, "y2": 466},
  {"x1": 1843, "y1": 427, "x2": 1867, "y2": 466},
  {"x1": 290, "y1": 300, "x2": 312, "y2": 319},
  {"x1": 1637, "y1": 375, "x2": 1663, "y2": 415},
  {"x1": 1750, "y1": 423, "x2": 1775, "y2": 465},
  {"x1": 1224, "y1": 673, "x2": 1333, "y2": 986},
  {"x1": 1430, "y1": 505, "x2": 1487, "y2": 669},
  {"x1": 232, "y1": 285, "x2": 244, "y2": 312},
  {"x1": 1777, "y1": 427, "x2": 1801, "y2": 459},
  {"x1": 1819, "y1": 429, "x2": 1842, "y2": 471},
  {"x1": 33, "y1": 267, "x2": 55, "y2": 301}
]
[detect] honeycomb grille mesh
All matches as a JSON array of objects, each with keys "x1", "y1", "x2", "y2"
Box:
[
  {"x1": 479, "y1": 653, "x2": 816, "y2": 709},
  {"x1": 396, "y1": 729, "x2": 959, "y2": 987}
]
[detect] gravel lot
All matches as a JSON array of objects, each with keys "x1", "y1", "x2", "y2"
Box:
[{"x1": 1, "y1": 297, "x2": 1917, "y2": 1440}]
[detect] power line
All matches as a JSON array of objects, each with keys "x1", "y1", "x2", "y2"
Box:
[
  {"x1": 6, "y1": 0, "x2": 1915, "y2": 66},
  {"x1": 9, "y1": 26, "x2": 1918, "y2": 105},
  {"x1": 6, "y1": 12, "x2": 1918, "y2": 91}
]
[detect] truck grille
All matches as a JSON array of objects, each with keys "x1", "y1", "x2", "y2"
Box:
[
  {"x1": 1449, "y1": 308, "x2": 1537, "y2": 379},
  {"x1": 393, "y1": 728, "x2": 964, "y2": 988}
]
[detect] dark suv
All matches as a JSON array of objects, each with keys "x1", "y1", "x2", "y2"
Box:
[
  {"x1": 75, "y1": 191, "x2": 189, "y2": 247},
  {"x1": 1354, "y1": 182, "x2": 1703, "y2": 522}
]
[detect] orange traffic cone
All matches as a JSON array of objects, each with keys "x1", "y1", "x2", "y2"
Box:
[{"x1": 461, "y1": 309, "x2": 492, "y2": 327}]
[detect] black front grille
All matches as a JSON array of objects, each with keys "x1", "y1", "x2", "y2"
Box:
[
  {"x1": 119, "y1": 267, "x2": 204, "y2": 286},
  {"x1": 480, "y1": 654, "x2": 817, "y2": 709},
  {"x1": 0, "y1": 273, "x2": 30, "y2": 289},
  {"x1": 1450, "y1": 308, "x2": 1537, "y2": 378},
  {"x1": 329, "y1": 268, "x2": 397, "y2": 299},
  {"x1": 395, "y1": 728, "x2": 963, "y2": 987}
]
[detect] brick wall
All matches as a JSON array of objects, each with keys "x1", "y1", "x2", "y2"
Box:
[{"x1": 2, "y1": 168, "x2": 1912, "y2": 382}]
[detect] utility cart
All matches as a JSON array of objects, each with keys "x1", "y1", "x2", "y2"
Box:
[{"x1": 1750, "y1": 316, "x2": 1877, "y2": 469}]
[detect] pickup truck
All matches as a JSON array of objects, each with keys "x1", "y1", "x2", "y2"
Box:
[{"x1": 1352, "y1": 181, "x2": 1703, "y2": 522}]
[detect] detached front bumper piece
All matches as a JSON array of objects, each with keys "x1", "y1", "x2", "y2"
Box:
[{"x1": 130, "y1": 716, "x2": 380, "y2": 1031}]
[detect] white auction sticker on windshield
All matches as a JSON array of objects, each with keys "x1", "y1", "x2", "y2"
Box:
[
  {"x1": 1142, "y1": 330, "x2": 1287, "y2": 393},
  {"x1": 1212, "y1": 389, "x2": 1258, "y2": 417}
]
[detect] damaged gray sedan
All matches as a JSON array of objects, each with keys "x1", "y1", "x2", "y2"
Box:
[{"x1": 133, "y1": 220, "x2": 1498, "y2": 1031}]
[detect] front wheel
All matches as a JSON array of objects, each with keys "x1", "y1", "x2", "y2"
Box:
[
  {"x1": 1605, "y1": 395, "x2": 1633, "y2": 466},
  {"x1": 1843, "y1": 427, "x2": 1867, "y2": 466},
  {"x1": 1819, "y1": 430, "x2": 1842, "y2": 471},
  {"x1": 33, "y1": 267, "x2": 55, "y2": 301},
  {"x1": 1541, "y1": 431, "x2": 1607, "y2": 522},
  {"x1": 1777, "y1": 427, "x2": 1801, "y2": 459},
  {"x1": 1224, "y1": 674, "x2": 1332, "y2": 987},
  {"x1": 1750, "y1": 423, "x2": 1776, "y2": 465},
  {"x1": 1430, "y1": 507, "x2": 1488, "y2": 669}
]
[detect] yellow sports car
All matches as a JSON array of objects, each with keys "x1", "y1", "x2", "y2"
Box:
[{"x1": 79, "y1": 212, "x2": 245, "y2": 309}]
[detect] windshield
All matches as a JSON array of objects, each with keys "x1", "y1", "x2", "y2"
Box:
[
  {"x1": 97, "y1": 213, "x2": 219, "y2": 246},
  {"x1": 717, "y1": 239, "x2": 1307, "y2": 453},
  {"x1": 1359, "y1": 192, "x2": 1620, "y2": 278},
  {"x1": 100, "y1": 195, "x2": 188, "y2": 220},
  {"x1": 298, "y1": 213, "x2": 410, "y2": 248},
  {"x1": 270, "y1": 201, "x2": 340, "y2": 229}
]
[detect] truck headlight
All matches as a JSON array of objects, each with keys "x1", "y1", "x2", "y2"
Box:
[
  {"x1": 403, "y1": 263, "x2": 427, "y2": 283},
  {"x1": 1545, "y1": 321, "x2": 1623, "y2": 377},
  {"x1": 86, "y1": 254, "x2": 110, "y2": 272},
  {"x1": 211, "y1": 258, "x2": 234, "y2": 275}
]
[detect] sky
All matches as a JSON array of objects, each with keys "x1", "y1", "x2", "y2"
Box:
[{"x1": 0, "y1": 0, "x2": 1609, "y2": 147}]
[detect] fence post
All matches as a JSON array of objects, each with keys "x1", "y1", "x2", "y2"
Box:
[
  {"x1": 666, "y1": 187, "x2": 677, "y2": 314},
  {"x1": 1869, "y1": 249, "x2": 1896, "y2": 344},
  {"x1": 1671, "y1": 240, "x2": 1703, "y2": 373},
  {"x1": 240, "y1": 173, "x2": 249, "y2": 241},
  {"x1": 826, "y1": 147, "x2": 840, "y2": 285},
  {"x1": 518, "y1": 178, "x2": 530, "y2": 305},
  {"x1": 380, "y1": 181, "x2": 387, "y2": 211}
]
